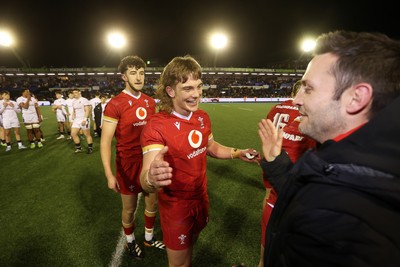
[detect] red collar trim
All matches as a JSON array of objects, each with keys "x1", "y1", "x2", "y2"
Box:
[{"x1": 333, "y1": 123, "x2": 366, "y2": 142}]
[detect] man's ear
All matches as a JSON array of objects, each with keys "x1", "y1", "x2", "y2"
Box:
[
  {"x1": 121, "y1": 74, "x2": 128, "y2": 82},
  {"x1": 346, "y1": 83, "x2": 373, "y2": 114},
  {"x1": 166, "y1": 86, "x2": 175, "y2": 98}
]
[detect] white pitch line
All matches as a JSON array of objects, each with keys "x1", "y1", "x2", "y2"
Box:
[
  {"x1": 108, "y1": 192, "x2": 143, "y2": 267},
  {"x1": 108, "y1": 230, "x2": 125, "y2": 267}
]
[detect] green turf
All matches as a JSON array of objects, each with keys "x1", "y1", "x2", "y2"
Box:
[{"x1": 0, "y1": 102, "x2": 276, "y2": 266}]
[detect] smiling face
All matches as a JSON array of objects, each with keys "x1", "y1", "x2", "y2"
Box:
[
  {"x1": 168, "y1": 74, "x2": 203, "y2": 117},
  {"x1": 294, "y1": 53, "x2": 347, "y2": 143}
]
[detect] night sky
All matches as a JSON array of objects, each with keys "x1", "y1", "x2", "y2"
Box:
[{"x1": 0, "y1": 0, "x2": 398, "y2": 68}]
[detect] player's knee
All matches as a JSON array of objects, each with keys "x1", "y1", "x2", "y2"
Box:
[{"x1": 124, "y1": 208, "x2": 136, "y2": 216}]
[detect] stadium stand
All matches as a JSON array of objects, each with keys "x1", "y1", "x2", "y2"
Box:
[{"x1": 0, "y1": 66, "x2": 304, "y2": 102}]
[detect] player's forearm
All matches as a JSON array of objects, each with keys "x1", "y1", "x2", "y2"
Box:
[
  {"x1": 35, "y1": 106, "x2": 42, "y2": 117},
  {"x1": 100, "y1": 152, "x2": 113, "y2": 178},
  {"x1": 21, "y1": 101, "x2": 29, "y2": 109},
  {"x1": 84, "y1": 107, "x2": 90, "y2": 118},
  {"x1": 207, "y1": 141, "x2": 242, "y2": 159}
]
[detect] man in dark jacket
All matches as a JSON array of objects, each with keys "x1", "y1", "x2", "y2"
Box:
[
  {"x1": 258, "y1": 30, "x2": 400, "y2": 267},
  {"x1": 93, "y1": 94, "x2": 108, "y2": 137}
]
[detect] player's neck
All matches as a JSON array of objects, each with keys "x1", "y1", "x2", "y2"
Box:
[{"x1": 124, "y1": 88, "x2": 141, "y2": 97}]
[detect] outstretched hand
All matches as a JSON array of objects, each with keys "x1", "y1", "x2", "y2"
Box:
[
  {"x1": 258, "y1": 119, "x2": 283, "y2": 162},
  {"x1": 147, "y1": 146, "x2": 173, "y2": 188},
  {"x1": 238, "y1": 148, "x2": 261, "y2": 163}
]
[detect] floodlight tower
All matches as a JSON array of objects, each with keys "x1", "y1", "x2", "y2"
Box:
[{"x1": 210, "y1": 32, "x2": 228, "y2": 68}]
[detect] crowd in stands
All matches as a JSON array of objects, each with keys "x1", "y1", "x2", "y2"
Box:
[{"x1": 0, "y1": 74, "x2": 297, "y2": 102}]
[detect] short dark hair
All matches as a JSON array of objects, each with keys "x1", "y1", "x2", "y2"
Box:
[
  {"x1": 118, "y1": 55, "x2": 146, "y2": 74},
  {"x1": 313, "y1": 30, "x2": 400, "y2": 116}
]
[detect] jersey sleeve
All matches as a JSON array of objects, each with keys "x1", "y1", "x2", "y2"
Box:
[
  {"x1": 140, "y1": 117, "x2": 165, "y2": 154},
  {"x1": 102, "y1": 100, "x2": 119, "y2": 124}
]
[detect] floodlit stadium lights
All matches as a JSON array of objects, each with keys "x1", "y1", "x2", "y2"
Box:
[
  {"x1": 154, "y1": 72, "x2": 161, "y2": 75},
  {"x1": 208, "y1": 72, "x2": 216, "y2": 75},
  {"x1": 97, "y1": 72, "x2": 104, "y2": 75},
  {"x1": 243, "y1": 73, "x2": 249, "y2": 75},
  {"x1": 106, "y1": 72, "x2": 115, "y2": 75},
  {"x1": 47, "y1": 73, "x2": 55, "y2": 76},
  {"x1": 16, "y1": 73, "x2": 25, "y2": 76},
  {"x1": 87, "y1": 73, "x2": 95, "y2": 75},
  {"x1": 57, "y1": 73, "x2": 66, "y2": 76},
  {"x1": 37, "y1": 73, "x2": 46, "y2": 76},
  {"x1": 234, "y1": 73, "x2": 241, "y2": 75},
  {"x1": 267, "y1": 73, "x2": 273, "y2": 76},
  {"x1": 107, "y1": 32, "x2": 126, "y2": 49},
  {"x1": 0, "y1": 30, "x2": 13, "y2": 47},
  {"x1": 78, "y1": 73, "x2": 85, "y2": 75},
  {"x1": 251, "y1": 73, "x2": 258, "y2": 75},
  {"x1": 27, "y1": 73, "x2": 34, "y2": 76},
  {"x1": 145, "y1": 72, "x2": 153, "y2": 75},
  {"x1": 226, "y1": 72, "x2": 233, "y2": 75},
  {"x1": 5, "y1": 73, "x2": 14, "y2": 76},
  {"x1": 258, "y1": 73, "x2": 265, "y2": 76}
]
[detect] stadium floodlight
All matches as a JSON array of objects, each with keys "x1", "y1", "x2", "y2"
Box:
[
  {"x1": 0, "y1": 30, "x2": 13, "y2": 47},
  {"x1": 209, "y1": 32, "x2": 228, "y2": 68},
  {"x1": 0, "y1": 30, "x2": 28, "y2": 68},
  {"x1": 107, "y1": 32, "x2": 126, "y2": 49},
  {"x1": 300, "y1": 38, "x2": 316, "y2": 53},
  {"x1": 210, "y1": 33, "x2": 228, "y2": 50},
  {"x1": 294, "y1": 36, "x2": 316, "y2": 70}
]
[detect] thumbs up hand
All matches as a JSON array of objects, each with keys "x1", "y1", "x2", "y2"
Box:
[{"x1": 147, "y1": 146, "x2": 173, "y2": 188}]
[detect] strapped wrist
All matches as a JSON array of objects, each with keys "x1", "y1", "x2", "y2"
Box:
[
  {"x1": 230, "y1": 148, "x2": 240, "y2": 159},
  {"x1": 145, "y1": 171, "x2": 155, "y2": 188}
]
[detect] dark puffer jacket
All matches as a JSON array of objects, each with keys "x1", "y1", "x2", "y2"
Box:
[{"x1": 262, "y1": 96, "x2": 400, "y2": 267}]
